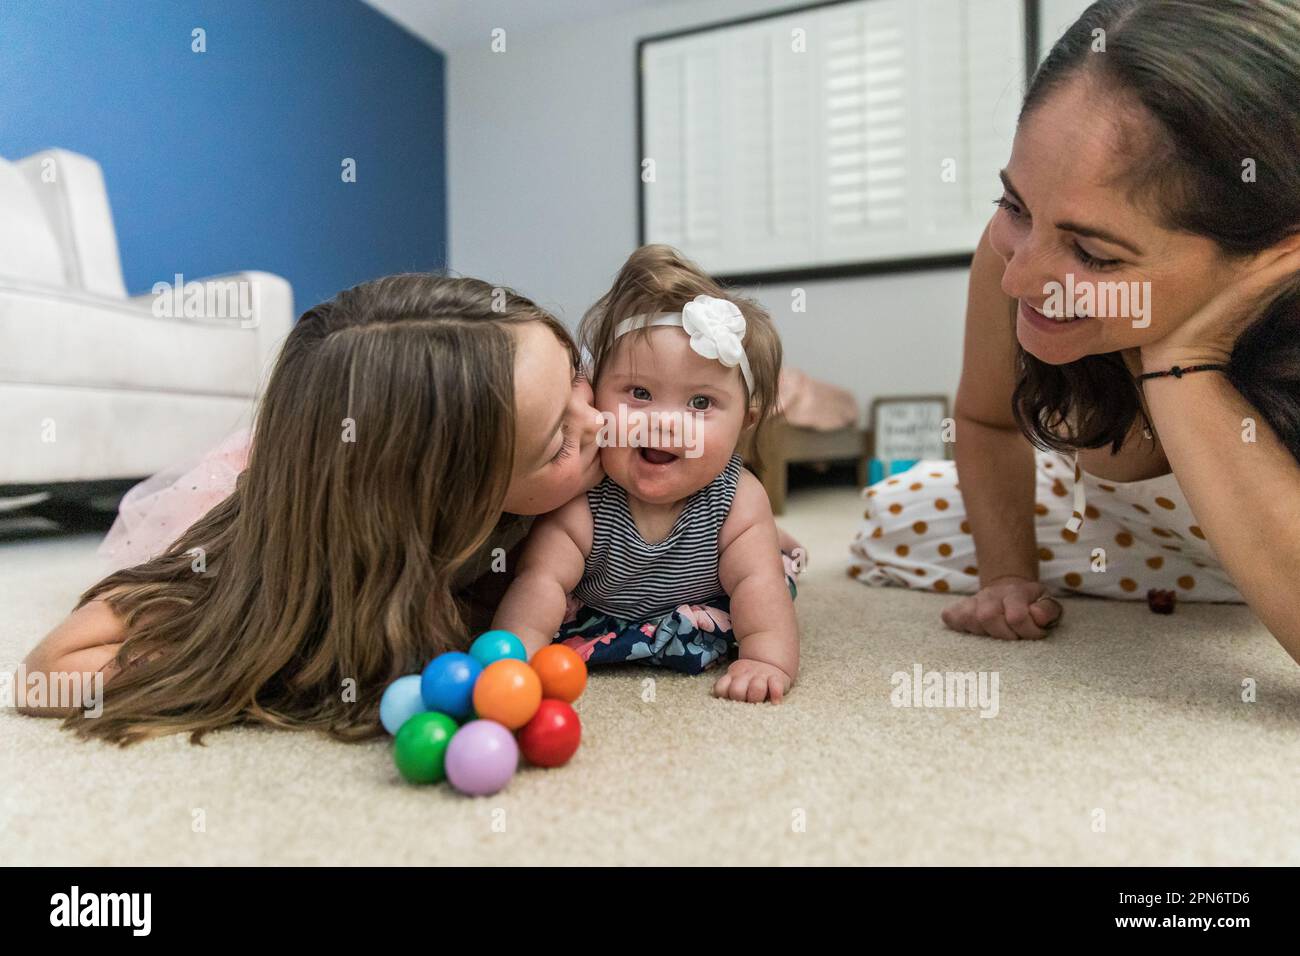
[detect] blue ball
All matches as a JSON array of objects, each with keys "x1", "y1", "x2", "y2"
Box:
[
  {"x1": 469, "y1": 629, "x2": 528, "y2": 667},
  {"x1": 380, "y1": 674, "x2": 427, "y2": 735},
  {"x1": 420, "y1": 652, "x2": 482, "y2": 721}
]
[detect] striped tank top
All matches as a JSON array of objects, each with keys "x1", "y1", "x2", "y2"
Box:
[{"x1": 573, "y1": 454, "x2": 744, "y2": 620}]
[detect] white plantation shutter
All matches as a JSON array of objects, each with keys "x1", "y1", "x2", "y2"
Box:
[
  {"x1": 727, "y1": 13, "x2": 818, "y2": 273},
  {"x1": 819, "y1": 0, "x2": 909, "y2": 263},
  {"x1": 641, "y1": 37, "x2": 727, "y2": 267},
  {"x1": 640, "y1": 0, "x2": 1025, "y2": 276},
  {"x1": 963, "y1": 0, "x2": 1024, "y2": 219},
  {"x1": 912, "y1": 0, "x2": 969, "y2": 242}
]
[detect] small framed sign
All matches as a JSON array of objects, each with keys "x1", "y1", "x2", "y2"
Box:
[{"x1": 869, "y1": 395, "x2": 950, "y2": 476}]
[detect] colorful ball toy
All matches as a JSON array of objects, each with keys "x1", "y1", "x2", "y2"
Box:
[
  {"x1": 469, "y1": 629, "x2": 528, "y2": 667},
  {"x1": 386, "y1": 630, "x2": 587, "y2": 796},
  {"x1": 529, "y1": 644, "x2": 587, "y2": 702},
  {"x1": 380, "y1": 674, "x2": 426, "y2": 735},
  {"x1": 393, "y1": 711, "x2": 458, "y2": 784},
  {"x1": 472, "y1": 659, "x2": 542, "y2": 730},
  {"x1": 420, "y1": 651, "x2": 481, "y2": 721},
  {"x1": 517, "y1": 699, "x2": 581, "y2": 767},
  {"x1": 444, "y1": 720, "x2": 520, "y2": 796}
]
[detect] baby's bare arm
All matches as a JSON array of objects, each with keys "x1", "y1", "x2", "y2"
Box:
[
  {"x1": 492, "y1": 496, "x2": 592, "y2": 656},
  {"x1": 717, "y1": 471, "x2": 799, "y2": 698}
]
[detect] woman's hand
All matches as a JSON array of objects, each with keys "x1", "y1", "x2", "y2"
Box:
[
  {"x1": 940, "y1": 575, "x2": 1062, "y2": 640},
  {"x1": 1140, "y1": 244, "x2": 1300, "y2": 373}
]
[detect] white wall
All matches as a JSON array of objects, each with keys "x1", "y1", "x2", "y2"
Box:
[{"x1": 446, "y1": 0, "x2": 1092, "y2": 414}]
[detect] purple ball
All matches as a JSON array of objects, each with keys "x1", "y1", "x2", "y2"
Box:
[{"x1": 444, "y1": 720, "x2": 519, "y2": 796}]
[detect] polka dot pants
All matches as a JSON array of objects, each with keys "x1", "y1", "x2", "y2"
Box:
[{"x1": 848, "y1": 453, "x2": 1241, "y2": 602}]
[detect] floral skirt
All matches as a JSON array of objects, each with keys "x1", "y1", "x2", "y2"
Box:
[{"x1": 552, "y1": 555, "x2": 800, "y2": 675}]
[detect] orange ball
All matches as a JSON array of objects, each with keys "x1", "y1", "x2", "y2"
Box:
[
  {"x1": 472, "y1": 659, "x2": 541, "y2": 730},
  {"x1": 529, "y1": 645, "x2": 587, "y2": 703}
]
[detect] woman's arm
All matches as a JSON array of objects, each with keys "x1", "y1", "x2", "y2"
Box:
[
  {"x1": 1143, "y1": 368, "x2": 1300, "y2": 664},
  {"x1": 1138, "y1": 243, "x2": 1300, "y2": 664},
  {"x1": 954, "y1": 223, "x2": 1038, "y2": 582},
  {"x1": 944, "y1": 222, "x2": 1062, "y2": 639}
]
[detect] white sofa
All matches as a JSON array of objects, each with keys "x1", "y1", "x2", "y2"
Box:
[{"x1": 0, "y1": 149, "x2": 292, "y2": 503}]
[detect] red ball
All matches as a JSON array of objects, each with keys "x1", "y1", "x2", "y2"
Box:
[{"x1": 517, "y1": 699, "x2": 581, "y2": 768}]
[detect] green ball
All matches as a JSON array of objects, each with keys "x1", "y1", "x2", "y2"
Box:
[{"x1": 393, "y1": 711, "x2": 458, "y2": 784}]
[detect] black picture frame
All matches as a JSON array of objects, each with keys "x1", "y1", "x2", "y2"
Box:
[{"x1": 634, "y1": 0, "x2": 1042, "y2": 284}]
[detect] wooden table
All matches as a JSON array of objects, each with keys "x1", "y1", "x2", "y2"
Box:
[{"x1": 741, "y1": 417, "x2": 869, "y2": 515}]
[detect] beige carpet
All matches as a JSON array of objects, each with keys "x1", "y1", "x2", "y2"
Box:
[{"x1": 3, "y1": 487, "x2": 1299, "y2": 866}]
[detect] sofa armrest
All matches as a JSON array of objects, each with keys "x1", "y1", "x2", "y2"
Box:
[
  {"x1": 128, "y1": 271, "x2": 294, "y2": 384},
  {"x1": 15, "y1": 149, "x2": 127, "y2": 300}
]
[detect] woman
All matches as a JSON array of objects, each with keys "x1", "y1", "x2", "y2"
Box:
[{"x1": 852, "y1": 0, "x2": 1300, "y2": 665}]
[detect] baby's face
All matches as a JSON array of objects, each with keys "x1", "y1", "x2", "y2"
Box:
[{"x1": 594, "y1": 326, "x2": 751, "y2": 506}]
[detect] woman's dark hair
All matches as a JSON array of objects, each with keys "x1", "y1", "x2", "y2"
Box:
[{"x1": 1012, "y1": 0, "x2": 1300, "y2": 454}]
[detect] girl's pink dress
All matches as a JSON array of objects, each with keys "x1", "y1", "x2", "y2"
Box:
[{"x1": 99, "y1": 428, "x2": 252, "y2": 571}]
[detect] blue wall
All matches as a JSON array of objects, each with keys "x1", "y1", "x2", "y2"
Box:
[{"x1": 0, "y1": 0, "x2": 446, "y2": 313}]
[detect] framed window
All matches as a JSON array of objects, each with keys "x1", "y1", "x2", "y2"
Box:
[{"x1": 637, "y1": 0, "x2": 1037, "y2": 283}]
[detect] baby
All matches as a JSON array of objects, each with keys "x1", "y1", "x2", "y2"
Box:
[{"x1": 493, "y1": 245, "x2": 799, "y2": 703}]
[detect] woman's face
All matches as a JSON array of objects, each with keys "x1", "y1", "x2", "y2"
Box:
[
  {"x1": 501, "y1": 321, "x2": 604, "y2": 515},
  {"x1": 988, "y1": 74, "x2": 1244, "y2": 366}
]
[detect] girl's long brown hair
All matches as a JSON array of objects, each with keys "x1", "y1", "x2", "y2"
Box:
[{"x1": 66, "y1": 274, "x2": 571, "y2": 745}]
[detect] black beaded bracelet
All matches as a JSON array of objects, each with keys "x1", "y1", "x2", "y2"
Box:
[{"x1": 1137, "y1": 363, "x2": 1228, "y2": 382}]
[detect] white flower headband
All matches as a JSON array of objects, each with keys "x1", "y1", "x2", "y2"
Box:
[{"x1": 611, "y1": 294, "x2": 754, "y2": 394}]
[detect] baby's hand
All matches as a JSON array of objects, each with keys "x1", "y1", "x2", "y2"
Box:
[{"x1": 713, "y1": 658, "x2": 792, "y2": 704}]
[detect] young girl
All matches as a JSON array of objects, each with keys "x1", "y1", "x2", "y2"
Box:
[
  {"x1": 21, "y1": 274, "x2": 605, "y2": 743},
  {"x1": 492, "y1": 246, "x2": 800, "y2": 703}
]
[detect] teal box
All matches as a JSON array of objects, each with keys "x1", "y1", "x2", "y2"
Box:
[{"x1": 867, "y1": 458, "x2": 919, "y2": 486}]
